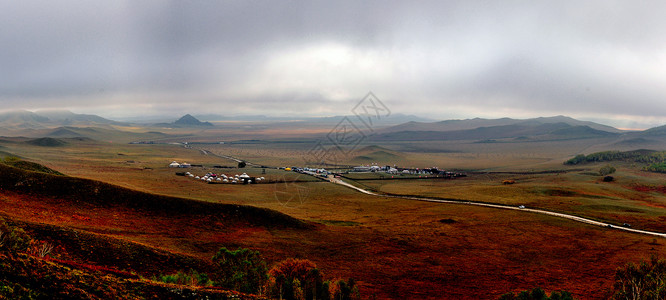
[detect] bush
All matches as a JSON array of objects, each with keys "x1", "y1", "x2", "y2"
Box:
[
  {"x1": 238, "y1": 161, "x2": 247, "y2": 168},
  {"x1": 498, "y1": 287, "x2": 574, "y2": 300},
  {"x1": 645, "y1": 162, "x2": 666, "y2": 173},
  {"x1": 212, "y1": 247, "x2": 268, "y2": 295},
  {"x1": 155, "y1": 269, "x2": 212, "y2": 287},
  {"x1": 599, "y1": 165, "x2": 616, "y2": 176},
  {"x1": 0, "y1": 219, "x2": 32, "y2": 253}
]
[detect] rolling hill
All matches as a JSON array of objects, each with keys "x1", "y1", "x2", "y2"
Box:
[
  {"x1": 351, "y1": 145, "x2": 403, "y2": 163},
  {"x1": 0, "y1": 110, "x2": 126, "y2": 130},
  {"x1": 0, "y1": 162, "x2": 308, "y2": 229},
  {"x1": 36, "y1": 109, "x2": 127, "y2": 126},
  {"x1": 43, "y1": 126, "x2": 170, "y2": 143},
  {"x1": 0, "y1": 110, "x2": 50, "y2": 129},
  {"x1": 371, "y1": 117, "x2": 623, "y2": 142},
  {"x1": 379, "y1": 115, "x2": 623, "y2": 134},
  {"x1": 0, "y1": 159, "x2": 311, "y2": 299}
]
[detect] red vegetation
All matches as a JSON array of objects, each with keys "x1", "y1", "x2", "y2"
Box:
[
  {"x1": 631, "y1": 184, "x2": 666, "y2": 194},
  {"x1": 2, "y1": 163, "x2": 666, "y2": 299},
  {"x1": 41, "y1": 257, "x2": 141, "y2": 279}
]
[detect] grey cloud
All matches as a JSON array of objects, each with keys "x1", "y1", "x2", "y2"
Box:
[{"x1": 0, "y1": 1, "x2": 665, "y2": 128}]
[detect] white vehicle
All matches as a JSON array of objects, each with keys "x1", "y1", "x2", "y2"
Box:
[{"x1": 518, "y1": 205, "x2": 525, "y2": 209}]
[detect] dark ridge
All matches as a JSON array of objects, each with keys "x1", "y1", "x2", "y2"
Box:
[
  {"x1": 25, "y1": 137, "x2": 67, "y2": 147},
  {"x1": 549, "y1": 125, "x2": 619, "y2": 137},
  {"x1": 0, "y1": 163, "x2": 310, "y2": 230},
  {"x1": 174, "y1": 114, "x2": 214, "y2": 126}
]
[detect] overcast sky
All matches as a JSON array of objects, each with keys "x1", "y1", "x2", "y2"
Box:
[{"x1": 1, "y1": 1, "x2": 665, "y2": 129}]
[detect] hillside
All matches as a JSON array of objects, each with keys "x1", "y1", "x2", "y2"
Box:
[
  {"x1": 0, "y1": 160, "x2": 311, "y2": 298},
  {"x1": 641, "y1": 124, "x2": 666, "y2": 136},
  {"x1": 0, "y1": 163, "x2": 308, "y2": 229},
  {"x1": 44, "y1": 126, "x2": 170, "y2": 143},
  {"x1": 0, "y1": 250, "x2": 251, "y2": 299},
  {"x1": 351, "y1": 145, "x2": 403, "y2": 163},
  {"x1": 371, "y1": 122, "x2": 619, "y2": 142},
  {"x1": 0, "y1": 110, "x2": 50, "y2": 129},
  {"x1": 25, "y1": 137, "x2": 67, "y2": 147},
  {"x1": 36, "y1": 109, "x2": 126, "y2": 126},
  {"x1": 0, "y1": 110, "x2": 125, "y2": 131},
  {"x1": 379, "y1": 115, "x2": 623, "y2": 135}
]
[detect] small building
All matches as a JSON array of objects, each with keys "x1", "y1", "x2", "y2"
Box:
[
  {"x1": 352, "y1": 166, "x2": 372, "y2": 172},
  {"x1": 169, "y1": 161, "x2": 180, "y2": 168}
]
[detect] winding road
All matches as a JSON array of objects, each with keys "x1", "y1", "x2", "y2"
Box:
[{"x1": 327, "y1": 176, "x2": 666, "y2": 238}]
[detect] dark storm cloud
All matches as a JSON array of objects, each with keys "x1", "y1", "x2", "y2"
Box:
[{"x1": 1, "y1": 1, "x2": 665, "y2": 127}]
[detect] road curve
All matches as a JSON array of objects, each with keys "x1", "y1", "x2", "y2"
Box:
[{"x1": 328, "y1": 176, "x2": 666, "y2": 238}]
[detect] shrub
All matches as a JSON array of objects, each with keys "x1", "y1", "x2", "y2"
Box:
[
  {"x1": 599, "y1": 165, "x2": 616, "y2": 176},
  {"x1": 498, "y1": 287, "x2": 574, "y2": 300},
  {"x1": 155, "y1": 269, "x2": 212, "y2": 287},
  {"x1": 27, "y1": 241, "x2": 54, "y2": 258},
  {"x1": 0, "y1": 219, "x2": 32, "y2": 253}
]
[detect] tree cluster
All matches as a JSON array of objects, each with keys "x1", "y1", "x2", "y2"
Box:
[
  {"x1": 211, "y1": 248, "x2": 360, "y2": 300},
  {"x1": 498, "y1": 287, "x2": 573, "y2": 300},
  {"x1": 612, "y1": 256, "x2": 666, "y2": 299},
  {"x1": 565, "y1": 150, "x2": 666, "y2": 166}
]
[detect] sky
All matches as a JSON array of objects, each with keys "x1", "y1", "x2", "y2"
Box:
[{"x1": 1, "y1": 1, "x2": 665, "y2": 129}]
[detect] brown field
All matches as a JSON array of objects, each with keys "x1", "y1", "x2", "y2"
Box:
[{"x1": 1, "y1": 137, "x2": 666, "y2": 299}]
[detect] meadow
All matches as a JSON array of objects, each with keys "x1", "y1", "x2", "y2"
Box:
[{"x1": 2, "y1": 136, "x2": 666, "y2": 299}]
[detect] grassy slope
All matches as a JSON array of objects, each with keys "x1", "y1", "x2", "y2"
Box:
[
  {"x1": 0, "y1": 251, "x2": 256, "y2": 300},
  {"x1": 0, "y1": 163, "x2": 309, "y2": 230},
  {"x1": 0, "y1": 162, "x2": 307, "y2": 299}
]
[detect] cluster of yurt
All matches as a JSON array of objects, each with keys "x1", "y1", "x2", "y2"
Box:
[
  {"x1": 169, "y1": 161, "x2": 192, "y2": 168},
  {"x1": 183, "y1": 171, "x2": 265, "y2": 184}
]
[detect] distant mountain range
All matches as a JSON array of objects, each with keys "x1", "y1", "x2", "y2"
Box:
[
  {"x1": 378, "y1": 116, "x2": 622, "y2": 134},
  {"x1": 194, "y1": 113, "x2": 435, "y2": 126},
  {"x1": 371, "y1": 116, "x2": 625, "y2": 142},
  {"x1": 2, "y1": 110, "x2": 666, "y2": 147},
  {"x1": 0, "y1": 110, "x2": 125, "y2": 130}
]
